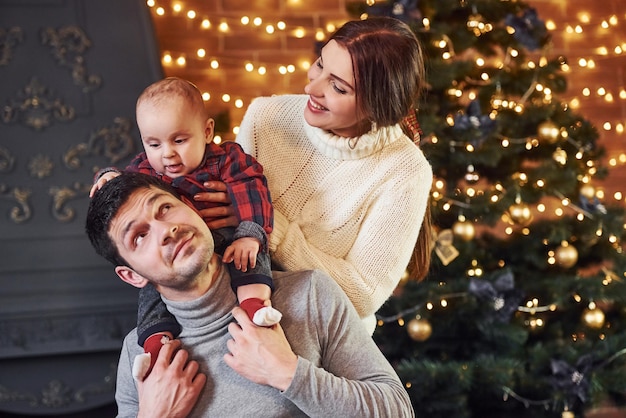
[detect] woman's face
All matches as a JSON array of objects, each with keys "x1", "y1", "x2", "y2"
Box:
[{"x1": 303, "y1": 40, "x2": 369, "y2": 138}]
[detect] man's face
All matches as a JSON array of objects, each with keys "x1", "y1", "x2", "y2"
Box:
[{"x1": 109, "y1": 186, "x2": 214, "y2": 296}]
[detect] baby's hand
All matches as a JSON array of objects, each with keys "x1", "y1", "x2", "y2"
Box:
[
  {"x1": 223, "y1": 237, "x2": 260, "y2": 272},
  {"x1": 89, "y1": 171, "x2": 120, "y2": 198}
]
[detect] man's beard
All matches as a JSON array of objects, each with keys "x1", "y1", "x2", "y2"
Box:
[
  {"x1": 157, "y1": 226, "x2": 215, "y2": 291},
  {"x1": 170, "y1": 247, "x2": 212, "y2": 291}
]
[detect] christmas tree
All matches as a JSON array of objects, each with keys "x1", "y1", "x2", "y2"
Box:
[{"x1": 347, "y1": 1, "x2": 626, "y2": 417}]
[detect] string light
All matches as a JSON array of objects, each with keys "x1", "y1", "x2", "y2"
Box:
[
  {"x1": 147, "y1": 1, "x2": 343, "y2": 114},
  {"x1": 149, "y1": 0, "x2": 626, "y2": 179},
  {"x1": 547, "y1": 12, "x2": 626, "y2": 138}
]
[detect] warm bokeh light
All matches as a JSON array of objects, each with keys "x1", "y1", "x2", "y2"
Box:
[{"x1": 148, "y1": 1, "x2": 626, "y2": 199}]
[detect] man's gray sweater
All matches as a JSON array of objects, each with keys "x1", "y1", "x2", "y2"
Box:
[{"x1": 115, "y1": 268, "x2": 415, "y2": 417}]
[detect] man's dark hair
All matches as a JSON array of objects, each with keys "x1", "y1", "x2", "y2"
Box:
[{"x1": 85, "y1": 172, "x2": 181, "y2": 266}]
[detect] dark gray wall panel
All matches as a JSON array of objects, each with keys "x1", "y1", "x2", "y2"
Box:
[{"x1": 0, "y1": 0, "x2": 163, "y2": 414}]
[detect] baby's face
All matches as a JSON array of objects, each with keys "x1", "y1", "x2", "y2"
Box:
[{"x1": 137, "y1": 96, "x2": 213, "y2": 178}]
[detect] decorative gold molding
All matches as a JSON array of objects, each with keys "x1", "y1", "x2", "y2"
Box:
[
  {"x1": 49, "y1": 183, "x2": 91, "y2": 223},
  {"x1": 28, "y1": 154, "x2": 54, "y2": 179},
  {"x1": 2, "y1": 78, "x2": 75, "y2": 131},
  {"x1": 0, "y1": 26, "x2": 23, "y2": 66},
  {"x1": 64, "y1": 117, "x2": 136, "y2": 170},
  {"x1": 0, "y1": 146, "x2": 15, "y2": 173},
  {"x1": 0, "y1": 184, "x2": 31, "y2": 223},
  {"x1": 40, "y1": 25, "x2": 101, "y2": 93}
]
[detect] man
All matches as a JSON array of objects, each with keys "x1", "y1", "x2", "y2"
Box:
[{"x1": 86, "y1": 172, "x2": 415, "y2": 417}]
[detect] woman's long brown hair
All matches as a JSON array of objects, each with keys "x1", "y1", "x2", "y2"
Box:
[{"x1": 407, "y1": 202, "x2": 433, "y2": 281}]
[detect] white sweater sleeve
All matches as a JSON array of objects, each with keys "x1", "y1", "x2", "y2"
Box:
[{"x1": 272, "y1": 169, "x2": 431, "y2": 321}]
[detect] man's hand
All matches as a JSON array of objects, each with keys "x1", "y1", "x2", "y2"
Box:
[
  {"x1": 193, "y1": 181, "x2": 239, "y2": 229},
  {"x1": 223, "y1": 237, "x2": 260, "y2": 271},
  {"x1": 224, "y1": 307, "x2": 298, "y2": 392},
  {"x1": 137, "y1": 339, "x2": 207, "y2": 418}
]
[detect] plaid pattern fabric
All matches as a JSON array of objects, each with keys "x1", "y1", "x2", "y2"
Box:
[
  {"x1": 127, "y1": 141, "x2": 273, "y2": 234},
  {"x1": 402, "y1": 107, "x2": 422, "y2": 144}
]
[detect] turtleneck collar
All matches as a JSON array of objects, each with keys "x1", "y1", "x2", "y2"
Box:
[
  {"x1": 304, "y1": 122, "x2": 404, "y2": 161},
  {"x1": 161, "y1": 265, "x2": 237, "y2": 335}
]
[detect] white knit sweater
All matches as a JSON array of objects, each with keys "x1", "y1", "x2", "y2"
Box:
[{"x1": 237, "y1": 94, "x2": 433, "y2": 334}]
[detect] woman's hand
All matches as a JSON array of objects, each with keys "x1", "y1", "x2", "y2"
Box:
[{"x1": 194, "y1": 181, "x2": 239, "y2": 229}]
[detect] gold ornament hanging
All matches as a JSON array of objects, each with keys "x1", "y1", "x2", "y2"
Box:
[
  {"x1": 554, "y1": 242, "x2": 578, "y2": 268},
  {"x1": 399, "y1": 269, "x2": 410, "y2": 286},
  {"x1": 507, "y1": 202, "x2": 533, "y2": 226},
  {"x1": 582, "y1": 307, "x2": 605, "y2": 329},
  {"x1": 452, "y1": 219, "x2": 475, "y2": 241},
  {"x1": 562, "y1": 410, "x2": 575, "y2": 418},
  {"x1": 552, "y1": 148, "x2": 567, "y2": 165},
  {"x1": 407, "y1": 317, "x2": 432, "y2": 341},
  {"x1": 537, "y1": 120, "x2": 561, "y2": 144},
  {"x1": 433, "y1": 228, "x2": 460, "y2": 266},
  {"x1": 579, "y1": 184, "x2": 596, "y2": 200}
]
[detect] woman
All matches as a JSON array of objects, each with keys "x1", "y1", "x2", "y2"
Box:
[{"x1": 199, "y1": 16, "x2": 433, "y2": 335}]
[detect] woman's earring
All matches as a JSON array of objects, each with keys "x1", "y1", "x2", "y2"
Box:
[{"x1": 370, "y1": 121, "x2": 378, "y2": 133}]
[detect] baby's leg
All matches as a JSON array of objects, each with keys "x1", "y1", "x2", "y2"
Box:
[
  {"x1": 238, "y1": 283, "x2": 282, "y2": 326},
  {"x1": 135, "y1": 284, "x2": 181, "y2": 381}
]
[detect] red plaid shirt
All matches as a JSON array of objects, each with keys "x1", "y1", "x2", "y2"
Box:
[{"x1": 126, "y1": 142, "x2": 273, "y2": 234}]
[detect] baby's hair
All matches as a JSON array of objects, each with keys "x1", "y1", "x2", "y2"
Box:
[{"x1": 136, "y1": 77, "x2": 208, "y2": 119}]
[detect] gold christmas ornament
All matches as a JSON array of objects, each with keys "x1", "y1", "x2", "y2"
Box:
[
  {"x1": 433, "y1": 229, "x2": 460, "y2": 266},
  {"x1": 407, "y1": 318, "x2": 432, "y2": 341},
  {"x1": 562, "y1": 411, "x2": 574, "y2": 418},
  {"x1": 507, "y1": 202, "x2": 533, "y2": 226},
  {"x1": 399, "y1": 269, "x2": 410, "y2": 286},
  {"x1": 452, "y1": 219, "x2": 476, "y2": 241},
  {"x1": 582, "y1": 307, "x2": 605, "y2": 329},
  {"x1": 552, "y1": 148, "x2": 567, "y2": 165},
  {"x1": 579, "y1": 184, "x2": 596, "y2": 200},
  {"x1": 537, "y1": 120, "x2": 561, "y2": 144},
  {"x1": 554, "y1": 242, "x2": 578, "y2": 268}
]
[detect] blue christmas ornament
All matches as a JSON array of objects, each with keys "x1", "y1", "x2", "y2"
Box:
[
  {"x1": 453, "y1": 100, "x2": 497, "y2": 146},
  {"x1": 579, "y1": 194, "x2": 607, "y2": 215},
  {"x1": 505, "y1": 8, "x2": 548, "y2": 51},
  {"x1": 469, "y1": 270, "x2": 524, "y2": 323},
  {"x1": 549, "y1": 355, "x2": 594, "y2": 404},
  {"x1": 367, "y1": 0, "x2": 421, "y2": 23}
]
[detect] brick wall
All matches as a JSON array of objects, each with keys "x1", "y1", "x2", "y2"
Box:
[
  {"x1": 152, "y1": 0, "x2": 350, "y2": 136},
  {"x1": 152, "y1": 0, "x2": 626, "y2": 201}
]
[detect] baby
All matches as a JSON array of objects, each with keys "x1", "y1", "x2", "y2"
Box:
[{"x1": 90, "y1": 77, "x2": 280, "y2": 380}]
